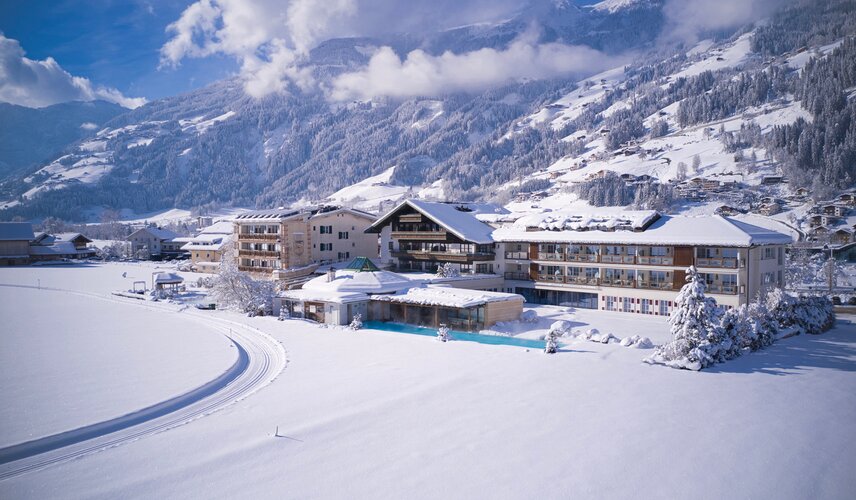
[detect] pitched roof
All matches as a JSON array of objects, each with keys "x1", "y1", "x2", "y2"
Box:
[
  {"x1": 54, "y1": 232, "x2": 92, "y2": 243},
  {"x1": 367, "y1": 199, "x2": 495, "y2": 244},
  {"x1": 199, "y1": 221, "x2": 234, "y2": 235},
  {"x1": 129, "y1": 227, "x2": 180, "y2": 241},
  {"x1": 0, "y1": 222, "x2": 34, "y2": 241}
]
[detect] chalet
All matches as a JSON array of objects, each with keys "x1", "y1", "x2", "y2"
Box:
[
  {"x1": 794, "y1": 187, "x2": 810, "y2": 198},
  {"x1": 761, "y1": 175, "x2": 785, "y2": 185},
  {"x1": 807, "y1": 226, "x2": 830, "y2": 241},
  {"x1": 715, "y1": 205, "x2": 744, "y2": 216},
  {"x1": 0, "y1": 222, "x2": 34, "y2": 266},
  {"x1": 758, "y1": 203, "x2": 782, "y2": 216},
  {"x1": 179, "y1": 221, "x2": 234, "y2": 273},
  {"x1": 367, "y1": 200, "x2": 496, "y2": 275},
  {"x1": 29, "y1": 232, "x2": 96, "y2": 261},
  {"x1": 830, "y1": 229, "x2": 853, "y2": 246},
  {"x1": 821, "y1": 204, "x2": 848, "y2": 217},
  {"x1": 127, "y1": 227, "x2": 182, "y2": 259},
  {"x1": 837, "y1": 193, "x2": 856, "y2": 206}
]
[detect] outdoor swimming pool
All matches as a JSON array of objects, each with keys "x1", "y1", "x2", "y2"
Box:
[{"x1": 363, "y1": 321, "x2": 547, "y2": 349}]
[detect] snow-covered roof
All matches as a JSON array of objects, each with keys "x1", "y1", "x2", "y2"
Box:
[
  {"x1": 54, "y1": 232, "x2": 91, "y2": 243},
  {"x1": 308, "y1": 207, "x2": 376, "y2": 221},
  {"x1": 371, "y1": 286, "x2": 524, "y2": 308},
  {"x1": 130, "y1": 227, "x2": 180, "y2": 241},
  {"x1": 154, "y1": 272, "x2": 183, "y2": 284},
  {"x1": 367, "y1": 200, "x2": 495, "y2": 244},
  {"x1": 180, "y1": 234, "x2": 232, "y2": 252},
  {"x1": 303, "y1": 268, "x2": 415, "y2": 294},
  {"x1": 28, "y1": 241, "x2": 80, "y2": 255},
  {"x1": 514, "y1": 210, "x2": 659, "y2": 232},
  {"x1": 493, "y1": 215, "x2": 793, "y2": 247},
  {"x1": 235, "y1": 208, "x2": 301, "y2": 220},
  {"x1": 199, "y1": 221, "x2": 234, "y2": 235},
  {"x1": 0, "y1": 222, "x2": 34, "y2": 241},
  {"x1": 279, "y1": 289, "x2": 368, "y2": 304}
]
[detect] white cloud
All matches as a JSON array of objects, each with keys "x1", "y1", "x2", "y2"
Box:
[
  {"x1": 80, "y1": 122, "x2": 98, "y2": 130},
  {"x1": 662, "y1": 0, "x2": 788, "y2": 43},
  {"x1": 329, "y1": 36, "x2": 625, "y2": 101},
  {"x1": 0, "y1": 34, "x2": 146, "y2": 109},
  {"x1": 160, "y1": 0, "x2": 526, "y2": 98}
]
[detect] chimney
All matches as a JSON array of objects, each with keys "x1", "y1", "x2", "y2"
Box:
[{"x1": 327, "y1": 268, "x2": 336, "y2": 282}]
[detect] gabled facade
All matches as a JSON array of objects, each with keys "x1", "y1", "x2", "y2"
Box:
[
  {"x1": 127, "y1": 227, "x2": 182, "y2": 259},
  {"x1": 366, "y1": 200, "x2": 497, "y2": 274},
  {"x1": 179, "y1": 221, "x2": 234, "y2": 273}
]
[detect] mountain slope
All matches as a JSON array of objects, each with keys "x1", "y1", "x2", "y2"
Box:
[{"x1": 0, "y1": 100, "x2": 126, "y2": 177}]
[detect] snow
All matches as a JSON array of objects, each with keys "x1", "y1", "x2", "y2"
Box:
[
  {"x1": 669, "y1": 33, "x2": 754, "y2": 83},
  {"x1": 279, "y1": 288, "x2": 368, "y2": 304},
  {"x1": 495, "y1": 214, "x2": 793, "y2": 246},
  {"x1": 127, "y1": 138, "x2": 153, "y2": 148},
  {"x1": 181, "y1": 111, "x2": 236, "y2": 134},
  {"x1": 302, "y1": 269, "x2": 414, "y2": 294},
  {"x1": 325, "y1": 166, "x2": 411, "y2": 210},
  {"x1": 0, "y1": 280, "x2": 234, "y2": 448},
  {"x1": 370, "y1": 199, "x2": 495, "y2": 244},
  {"x1": 1, "y1": 263, "x2": 855, "y2": 498},
  {"x1": 371, "y1": 286, "x2": 524, "y2": 308}
]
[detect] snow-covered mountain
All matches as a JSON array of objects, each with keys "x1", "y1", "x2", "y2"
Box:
[{"x1": 2, "y1": 0, "x2": 855, "y2": 222}]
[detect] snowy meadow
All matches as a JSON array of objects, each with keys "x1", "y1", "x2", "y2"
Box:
[{"x1": 0, "y1": 262, "x2": 855, "y2": 499}]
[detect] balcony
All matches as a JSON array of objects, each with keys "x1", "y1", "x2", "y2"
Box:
[
  {"x1": 566, "y1": 254, "x2": 599, "y2": 263},
  {"x1": 392, "y1": 250, "x2": 494, "y2": 262},
  {"x1": 706, "y1": 284, "x2": 738, "y2": 295},
  {"x1": 390, "y1": 230, "x2": 448, "y2": 241},
  {"x1": 538, "y1": 274, "x2": 566, "y2": 283},
  {"x1": 637, "y1": 256, "x2": 674, "y2": 266},
  {"x1": 600, "y1": 255, "x2": 635, "y2": 264},
  {"x1": 238, "y1": 265, "x2": 275, "y2": 273},
  {"x1": 600, "y1": 278, "x2": 636, "y2": 288},
  {"x1": 537, "y1": 253, "x2": 566, "y2": 261},
  {"x1": 637, "y1": 281, "x2": 674, "y2": 290},
  {"x1": 504, "y1": 272, "x2": 531, "y2": 281},
  {"x1": 696, "y1": 257, "x2": 738, "y2": 268},
  {"x1": 238, "y1": 249, "x2": 280, "y2": 258},
  {"x1": 238, "y1": 233, "x2": 279, "y2": 241},
  {"x1": 504, "y1": 251, "x2": 530, "y2": 260}
]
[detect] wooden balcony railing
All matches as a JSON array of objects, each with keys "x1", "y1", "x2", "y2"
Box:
[
  {"x1": 238, "y1": 233, "x2": 279, "y2": 241},
  {"x1": 238, "y1": 249, "x2": 279, "y2": 258},
  {"x1": 637, "y1": 256, "x2": 674, "y2": 266},
  {"x1": 504, "y1": 252, "x2": 529, "y2": 260},
  {"x1": 503, "y1": 272, "x2": 531, "y2": 281}
]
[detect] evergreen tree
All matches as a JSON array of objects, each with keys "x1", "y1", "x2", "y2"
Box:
[{"x1": 437, "y1": 324, "x2": 451, "y2": 342}]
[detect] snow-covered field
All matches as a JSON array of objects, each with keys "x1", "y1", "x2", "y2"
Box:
[
  {"x1": 0, "y1": 285, "x2": 235, "y2": 447},
  {"x1": 1, "y1": 262, "x2": 855, "y2": 499}
]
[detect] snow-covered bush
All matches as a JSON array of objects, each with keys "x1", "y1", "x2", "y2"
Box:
[
  {"x1": 278, "y1": 305, "x2": 290, "y2": 321},
  {"x1": 544, "y1": 329, "x2": 559, "y2": 354},
  {"x1": 590, "y1": 332, "x2": 619, "y2": 344},
  {"x1": 647, "y1": 266, "x2": 730, "y2": 370},
  {"x1": 520, "y1": 310, "x2": 538, "y2": 323},
  {"x1": 437, "y1": 324, "x2": 451, "y2": 342},
  {"x1": 97, "y1": 241, "x2": 130, "y2": 260},
  {"x1": 582, "y1": 328, "x2": 599, "y2": 340},
  {"x1": 550, "y1": 320, "x2": 571, "y2": 335},
  {"x1": 620, "y1": 335, "x2": 653, "y2": 348},
  {"x1": 435, "y1": 263, "x2": 460, "y2": 278},
  {"x1": 349, "y1": 313, "x2": 363, "y2": 330}
]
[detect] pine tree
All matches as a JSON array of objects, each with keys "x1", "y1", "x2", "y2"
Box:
[
  {"x1": 544, "y1": 328, "x2": 559, "y2": 354},
  {"x1": 437, "y1": 324, "x2": 451, "y2": 342},
  {"x1": 649, "y1": 266, "x2": 724, "y2": 370},
  {"x1": 349, "y1": 312, "x2": 363, "y2": 330}
]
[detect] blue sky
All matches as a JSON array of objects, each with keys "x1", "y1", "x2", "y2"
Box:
[
  {"x1": 0, "y1": 0, "x2": 599, "y2": 106},
  {"x1": 0, "y1": 0, "x2": 237, "y2": 101}
]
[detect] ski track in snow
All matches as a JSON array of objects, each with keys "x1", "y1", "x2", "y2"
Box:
[{"x1": 0, "y1": 284, "x2": 288, "y2": 481}]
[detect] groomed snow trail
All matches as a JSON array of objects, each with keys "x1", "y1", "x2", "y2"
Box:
[{"x1": 0, "y1": 284, "x2": 288, "y2": 480}]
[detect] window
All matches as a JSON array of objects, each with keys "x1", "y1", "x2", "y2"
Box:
[
  {"x1": 623, "y1": 297, "x2": 631, "y2": 312},
  {"x1": 762, "y1": 272, "x2": 775, "y2": 285},
  {"x1": 476, "y1": 263, "x2": 493, "y2": 274},
  {"x1": 659, "y1": 300, "x2": 669, "y2": 316},
  {"x1": 606, "y1": 296, "x2": 615, "y2": 311},
  {"x1": 651, "y1": 246, "x2": 669, "y2": 256},
  {"x1": 763, "y1": 247, "x2": 776, "y2": 260},
  {"x1": 641, "y1": 299, "x2": 650, "y2": 314},
  {"x1": 319, "y1": 225, "x2": 333, "y2": 234},
  {"x1": 338, "y1": 231, "x2": 349, "y2": 240},
  {"x1": 320, "y1": 243, "x2": 332, "y2": 251}
]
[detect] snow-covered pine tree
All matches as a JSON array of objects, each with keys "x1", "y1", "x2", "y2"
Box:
[
  {"x1": 437, "y1": 324, "x2": 451, "y2": 342},
  {"x1": 649, "y1": 266, "x2": 725, "y2": 370},
  {"x1": 278, "y1": 304, "x2": 290, "y2": 321},
  {"x1": 349, "y1": 312, "x2": 363, "y2": 330},
  {"x1": 544, "y1": 328, "x2": 559, "y2": 354}
]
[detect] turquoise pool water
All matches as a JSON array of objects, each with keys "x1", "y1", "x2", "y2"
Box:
[{"x1": 363, "y1": 321, "x2": 546, "y2": 349}]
